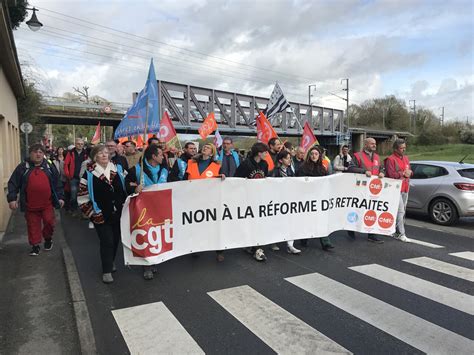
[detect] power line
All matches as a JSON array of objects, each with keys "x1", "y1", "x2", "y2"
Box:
[{"x1": 38, "y1": 8, "x2": 316, "y2": 83}]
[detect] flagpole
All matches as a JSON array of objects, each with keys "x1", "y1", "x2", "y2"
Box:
[{"x1": 139, "y1": 96, "x2": 149, "y2": 186}]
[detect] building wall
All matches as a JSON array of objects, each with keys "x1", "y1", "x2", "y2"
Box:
[{"x1": 0, "y1": 66, "x2": 21, "y2": 232}]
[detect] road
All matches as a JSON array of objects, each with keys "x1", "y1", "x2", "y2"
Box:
[{"x1": 62, "y1": 213, "x2": 473, "y2": 354}]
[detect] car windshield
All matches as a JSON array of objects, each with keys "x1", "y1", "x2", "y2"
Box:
[{"x1": 457, "y1": 168, "x2": 474, "y2": 179}]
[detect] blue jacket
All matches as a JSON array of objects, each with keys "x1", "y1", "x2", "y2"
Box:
[
  {"x1": 216, "y1": 149, "x2": 240, "y2": 167},
  {"x1": 7, "y1": 159, "x2": 64, "y2": 212}
]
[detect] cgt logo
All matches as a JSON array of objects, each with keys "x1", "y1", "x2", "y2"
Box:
[
  {"x1": 347, "y1": 212, "x2": 358, "y2": 223},
  {"x1": 363, "y1": 210, "x2": 377, "y2": 227},
  {"x1": 378, "y1": 212, "x2": 395, "y2": 229},
  {"x1": 369, "y1": 178, "x2": 383, "y2": 195},
  {"x1": 129, "y1": 189, "x2": 174, "y2": 258}
]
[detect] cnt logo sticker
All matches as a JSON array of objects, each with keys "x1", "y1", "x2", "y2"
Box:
[
  {"x1": 363, "y1": 210, "x2": 395, "y2": 229},
  {"x1": 369, "y1": 178, "x2": 383, "y2": 195},
  {"x1": 347, "y1": 212, "x2": 359, "y2": 223},
  {"x1": 129, "y1": 189, "x2": 174, "y2": 258}
]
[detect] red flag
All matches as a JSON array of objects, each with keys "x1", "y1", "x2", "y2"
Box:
[
  {"x1": 136, "y1": 135, "x2": 144, "y2": 148},
  {"x1": 300, "y1": 122, "x2": 320, "y2": 152},
  {"x1": 256, "y1": 112, "x2": 278, "y2": 144},
  {"x1": 158, "y1": 112, "x2": 179, "y2": 148},
  {"x1": 198, "y1": 112, "x2": 218, "y2": 139},
  {"x1": 91, "y1": 122, "x2": 101, "y2": 145}
]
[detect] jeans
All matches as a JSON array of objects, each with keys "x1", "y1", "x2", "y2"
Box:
[
  {"x1": 396, "y1": 192, "x2": 409, "y2": 235},
  {"x1": 70, "y1": 178, "x2": 80, "y2": 210},
  {"x1": 94, "y1": 222, "x2": 121, "y2": 273}
]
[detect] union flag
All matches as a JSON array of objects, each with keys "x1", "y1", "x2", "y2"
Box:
[
  {"x1": 300, "y1": 121, "x2": 319, "y2": 152},
  {"x1": 198, "y1": 112, "x2": 218, "y2": 139},
  {"x1": 256, "y1": 112, "x2": 277, "y2": 144}
]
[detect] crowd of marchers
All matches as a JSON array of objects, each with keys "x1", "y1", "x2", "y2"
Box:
[{"x1": 7, "y1": 135, "x2": 413, "y2": 284}]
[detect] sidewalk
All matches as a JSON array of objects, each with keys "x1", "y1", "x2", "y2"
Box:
[{"x1": 0, "y1": 210, "x2": 83, "y2": 354}]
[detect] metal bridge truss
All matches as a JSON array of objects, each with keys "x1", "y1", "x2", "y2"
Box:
[{"x1": 158, "y1": 81, "x2": 347, "y2": 140}]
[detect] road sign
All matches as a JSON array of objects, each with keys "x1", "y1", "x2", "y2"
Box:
[{"x1": 20, "y1": 122, "x2": 33, "y2": 134}]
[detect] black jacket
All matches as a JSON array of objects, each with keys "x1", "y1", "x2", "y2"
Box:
[
  {"x1": 7, "y1": 159, "x2": 64, "y2": 212},
  {"x1": 235, "y1": 157, "x2": 268, "y2": 179},
  {"x1": 296, "y1": 163, "x2": 328, "y2": 177},
  {"x1": 111, "y1": 154, "x2": 129, "y2": 171},
  {"x1": 272, "y1": 166, "x2": 295, "y2": 178},
  {"x1": 168, "y1": 152, "x2": 193, "y2": 181}
]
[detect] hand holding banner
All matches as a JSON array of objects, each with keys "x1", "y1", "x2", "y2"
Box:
[{"x1": 198, "y1": 112, "x2": 218, "y2": 139}]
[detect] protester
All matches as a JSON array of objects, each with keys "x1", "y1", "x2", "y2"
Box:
[
  {"x1": 321, "y1": 147, "x2": 333, "y2": 174},
  {"x1": 235, "y1": 142, "x2": 270, "y2": 261},
  {"x1": 347, "y1": 137, "x2": 385, "y2": 243},
  {"x1": 272, "y1": 149, "x2": 301, "y2": 254},
  {"x1": 217, "y1": 137, "x2": 240, "y2": 177},
  {"x1": 296, "y1": 146, "x2": 335, "y2": 251},
  {"x1": 293, "y1": 146, "x2": 305, "y2": 173},
  {"x1": 64, "y1": 138, "x2": 87, "y2": 214},
  {"x1": 384, "y1": 139, "x2": 412, "y2": 243},
  {"x1": 123, "y1": 140, "x2": 141, "y2": 169},
  {"x1": 168, "y1": 142, "x2": 197, "y2": 181},
  {"x1": 268, "y1": 137, "x2": 282, "y2": 173},
  {"x1": 52, "y1": 147, "x2": 67, "y2": 185},
  {"x1": 184, "y1": 143, "x2": 221, "y2": 180},
  {"x1": 333, "y1": 145, "x2": 352, "y2": 173},
  {"x1": 7, "y1": 144, "x2": 64, "y2": 256},
  {"x1": 125, "y1": 144, "x2": 169, "y2": 279},
  {"x1": 116, "y1": 142, "x2": 125, "y2": 156},
  {"x1": 78, "y1": 145, "x2": 127, "y2": 284},
  {"x1": 106, "y1": 139, "x2": 129, "y2": 171}
]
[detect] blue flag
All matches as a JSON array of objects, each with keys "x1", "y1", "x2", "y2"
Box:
[{"x1": 114, "y1": 59, "x2": 160, "y2": 139}]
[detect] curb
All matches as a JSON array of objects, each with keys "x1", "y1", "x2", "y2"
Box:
[{"x1": 56, "y1": 211, "x2": 98, "y2": 355}]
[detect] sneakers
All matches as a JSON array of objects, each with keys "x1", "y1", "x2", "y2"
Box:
[
  {"x1": 143, "y1": 269, "x2": 154, "y2": 280},
  {"x1": 270, "y1": 244, "x2": 280, "y2": 251},
  {"x1": 29, "y1": 245, "x2": 40, "y2": 256},
  {"x1": 254, "y1": 248, "x2": 267, "y2": 262},
  {"x1": 287, "y1": 245, "x2": 301, "y2": 254},
  {"x1": 44, "y1": 239, "x2": 53, "y2": 251},
  {"x1": 368, "y1": 235, "x2": 384, "y2": 244},
  {"x1": 395, "y1": 234, "x2": 411, "y2": 243},
  {"x1": 88, "y1": 221, "x2": 94, "y2": 229},
  {"x1": 102, "y1": 273, "x2": 114, "y2": 284}
]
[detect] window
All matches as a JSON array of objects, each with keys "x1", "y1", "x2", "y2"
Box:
[
  {"x1": 412, "y1": 164, "x2": 449, "y2": 179},
  {"x1": 458, "y1": 168, "x2": 474, "y2": 179}
]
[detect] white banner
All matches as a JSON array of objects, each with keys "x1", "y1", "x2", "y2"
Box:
[{"x1": 121, "y1": 173, "x2": 401, "y2": 265}]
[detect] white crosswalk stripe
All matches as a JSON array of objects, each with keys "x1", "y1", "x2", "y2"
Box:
[
  {"x1": 406, "y1": 238, "x2": 445, "y2": 248},
  {"x1": 450, "y1": 251, "x2": 474, "y2": 261},
  {"x1": 349, "y1": 264, "x2": 474, "y2": 315},
  {"x1": 208, "y1": 285, "x2": 351, "y2": 354},
  {"x1": 403, "y1": 256, "x2": 474, "y2": 282},
  {"x1": 112, "y1": 301, "x2": 204, "y2": 355},
  {"x1": 286, "y1": 272, "x2": 473, "y2": 354}
]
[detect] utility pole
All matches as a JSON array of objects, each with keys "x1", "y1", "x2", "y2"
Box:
[
  {"x1": 308, "y1": 84, "x2": 316, "y2": 105},
  {"x1": 440, "y1": 107, "x2": 444, "y2": 126},
  {"x1": 342, "y1": 79, "x2": 349, "y2": 132},
  {"x1": 409, "y1": 100, "x2": 416, "y2": 134}
]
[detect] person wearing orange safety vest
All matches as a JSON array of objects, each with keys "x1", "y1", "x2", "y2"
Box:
[
  {"x1": 347, "y1": 137, "x2": 385, "y2": 243},
  {"x1": 185, "y1": 143, "x2": 225, "y2": 261},
  {"x1": 384, "y1": 138, "x2": 412, "y2": 243}
]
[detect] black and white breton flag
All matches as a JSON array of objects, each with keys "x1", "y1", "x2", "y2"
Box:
[{"x1": 264, "y1": 83, "x2": 292, "y2": 119}]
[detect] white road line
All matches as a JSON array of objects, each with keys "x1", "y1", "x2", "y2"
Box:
[
  {"x1": 286, "y1": 273, "x2": 473, "y2": 354},
  {"x1": 208, "y1": 285, "x2": 351, "y2": 354},
  {"x1": 112, "y1": 301, "x2": 204, "y2": 355},
  {"x1": 406, "y1": 238, "x2": 445, "y2": 248},
  {"x1": 450, "y1": 251, "x2": 474, "y2": 261},
  {"x1": 403, "y1": 257, "x2": 474, "y2": 282},
  {"x1": 350, "y1": 264, "x2": 474, "y2": 315}
]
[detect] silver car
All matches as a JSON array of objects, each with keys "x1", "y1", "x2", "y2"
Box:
[{"x1": 407, "y1": 160, "x2": 474, "y2": 225}]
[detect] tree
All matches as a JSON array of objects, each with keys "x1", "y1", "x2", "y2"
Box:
[
  {"x1": 17, "y1": 80, "x2": 45, "y2": 154},
  {"x1": 7, "y1": 0, "x2": 28, "y2": 30}
]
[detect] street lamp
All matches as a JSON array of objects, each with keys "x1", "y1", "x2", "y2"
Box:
[
  {"x1": 26, "y1": 7, "x2": 43, "y2": 31},
  {"x1": 308, "y1": 84, "x2": 316, "y2": 105}
]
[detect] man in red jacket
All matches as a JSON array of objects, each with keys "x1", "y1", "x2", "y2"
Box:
[
  {"x1": 384, "y1": 139, "x2": 412, "y2": 242},
  {"x1": 64, "y1": 138, "x2": 87, "y2": 214}
]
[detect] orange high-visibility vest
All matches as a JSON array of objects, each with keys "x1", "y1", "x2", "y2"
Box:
[
  {"x1": 354, "y1": 151, "x2": 381, "y2": 175},
  {"x1": 186, "y1": 160, "x2": 221, "y2": 180}
]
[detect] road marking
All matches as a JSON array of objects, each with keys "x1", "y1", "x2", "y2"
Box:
[
  {"x1": 403, "y1": 257, "x2": 474, "y2": 282},
  {"x1": 208, "y1": 285, "x2": 351, "y2": 354},
  {"x1": 450, "y1": 251, "x2": 474, "y2": 261},
  {"x1": 112, "y1": 301, "x2": 204, "y2": 355},
  {"x1": 406, "y1": 238, "x2": 445, "y2": 248},
  {"x1": 349, "y1": 264, "x2": 473, "y2": 315},
  {"x1": 286, "y1": 273, "x2": 473, "y2": 354}
]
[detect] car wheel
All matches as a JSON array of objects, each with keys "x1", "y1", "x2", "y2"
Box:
[{"x1": 429, "y1": 198, "x2": 459, "y2": 226}]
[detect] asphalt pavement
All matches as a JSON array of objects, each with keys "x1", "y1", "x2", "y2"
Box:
[{"x1": 61, "y1": 212, "x2": 474, "y2": 355}]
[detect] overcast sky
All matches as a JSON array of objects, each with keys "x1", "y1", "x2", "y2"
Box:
[{"x1": 14, "y1": 0, "x2": 473, "y2": 122}]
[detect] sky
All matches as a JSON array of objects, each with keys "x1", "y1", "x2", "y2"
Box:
[{"x1": 13, "y1": 0, "x2": 474, "y2": 122}]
